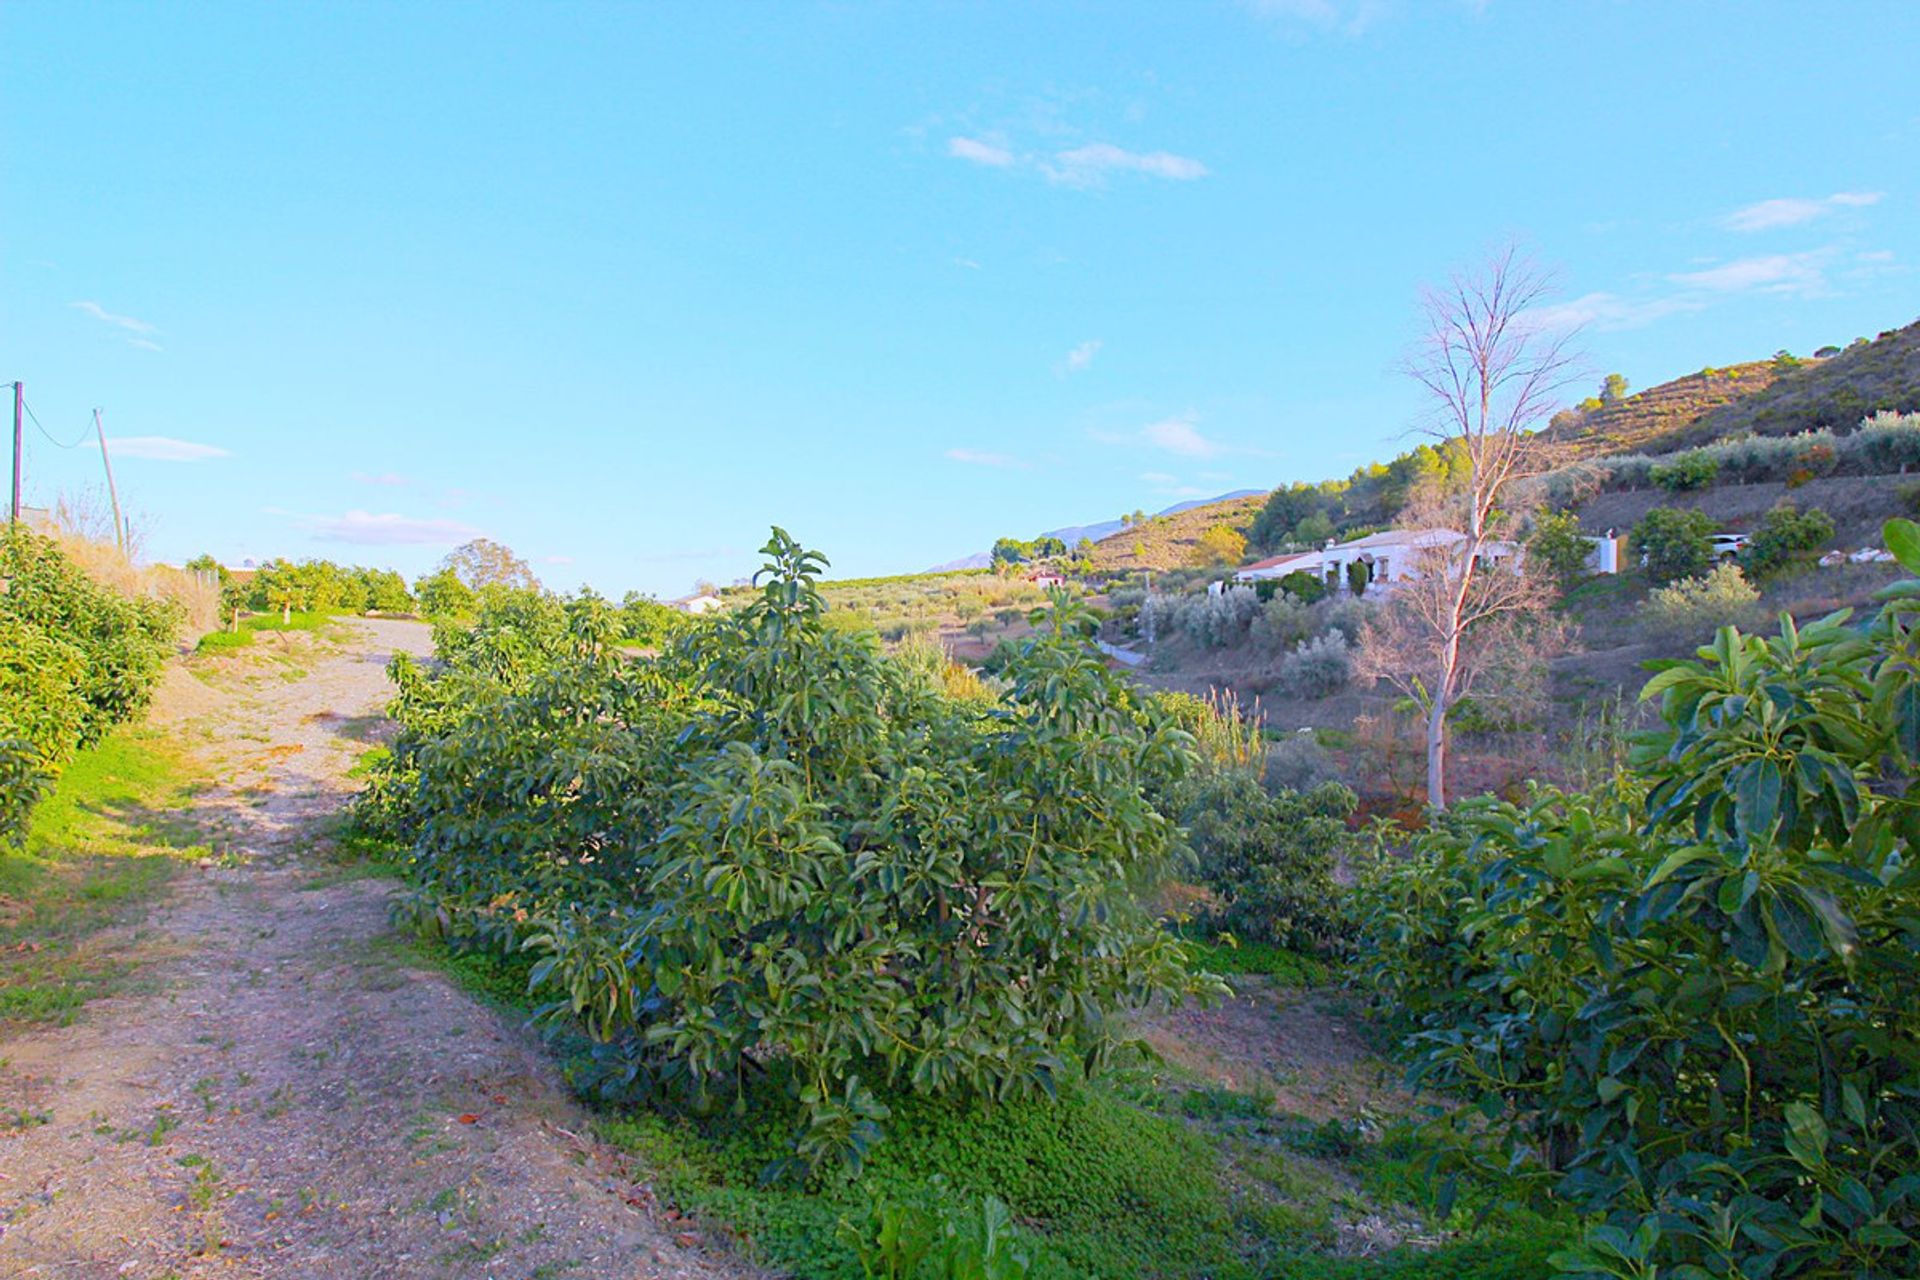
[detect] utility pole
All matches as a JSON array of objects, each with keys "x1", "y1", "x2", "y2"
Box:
[
  {"x1": 9, "y1": 382, "x2": 20, "y2": 526},
  {"x1": 95, "y1": 409, "x2": 127, "y2": 553}
]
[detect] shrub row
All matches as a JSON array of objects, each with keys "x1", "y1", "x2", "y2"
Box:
[
  {"x1": 1536, "y1": 411, "x2": 1920, "y2": 506},
  {"x1": 0, "y1": 528, "x2": 179, "y2": 844}
]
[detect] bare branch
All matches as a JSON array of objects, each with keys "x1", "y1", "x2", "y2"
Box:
[{"x1": 1364, "y1": 246, "x2": 1586, "y2": 808}]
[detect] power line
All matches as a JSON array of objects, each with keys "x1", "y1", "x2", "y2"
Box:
[{"x1": 23, "y1": 398, "x2": 92, "y2": 450}]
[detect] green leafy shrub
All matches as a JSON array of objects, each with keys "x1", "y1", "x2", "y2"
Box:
[
  {"x1": 1639, "y1": 562, "x2": 1762, "y2": 637},
  {"x1": 1648, "y1": 452, "x2": 1719, "y2": 491},
  {"x1": 1526, "y1": 510, "x2": 1592, "y2": 590},
  {"x1": 381, "y1": 529, "x2": 1217, "y2": 1172},
  {"x1": 619, "y1": 590, "x2": 687, "y2": 646},
  {"x1": 1344, "y1": 559, "x2": 1370, "y2": 597},
  {"x1": 1629, "y1": 507, "x2": 1716, "y2": 585},
  {"x1": 1278, "y1": 570, "x2": 1328, "y2": 604},
  {"x1": 1264, "y1": 732, "x2": 1337, "y2": 792},
  {"x1": 1174, "y1": 772, "x2": 1354, "y2": 951},
  {"x1": 1356, "y1": 519, "x2": 1920, "y2": 1280},
  {"x1": 1535, "y1": 414, "x2": 1920, "y2": 505},
  {"x1": 1740, "y1": 501, "x2": 1835, "y2": 579},
  {"x1": 0, "y1": 528, "x2": 178, "y2": 844}
]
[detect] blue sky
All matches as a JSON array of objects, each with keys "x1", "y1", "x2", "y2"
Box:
[{"x1": 4, "y1": 2, "x2": 1915, "y2": 596}]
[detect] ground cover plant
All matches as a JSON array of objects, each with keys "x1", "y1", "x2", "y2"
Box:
[
  {"x1": 1356, "y1": 517, "x2": 1920, "y2": 1280},
  {"x1": 0, "y1": 725, "x2": 209, "y2": 1025}
]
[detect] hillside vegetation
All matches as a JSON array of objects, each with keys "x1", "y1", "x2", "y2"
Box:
[
  {"x1": 1545, "y1": 318, "x2": 1920, "y2": 457},
  {"x1": 1087, "y1": 493, "x2": 1267, "y2": 571},
  {"x1": 1543, "y1": 359, "x2": 1785, "y2": 458}
]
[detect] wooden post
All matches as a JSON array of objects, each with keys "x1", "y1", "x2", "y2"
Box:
[{"x1": 94, "y1": 409, "x2": 127, "y2": 553}]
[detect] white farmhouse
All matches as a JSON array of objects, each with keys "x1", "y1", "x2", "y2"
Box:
[{"x1": 1232, "y1": 527, "x2": 1566, "y2": 595}]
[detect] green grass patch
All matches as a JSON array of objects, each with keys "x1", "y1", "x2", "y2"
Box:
[
  {"x1": 1177, "y1": 930, "x2": 1334, "y2": 984},
  {"x1": 400, "y1": 937, "x2": 1565, "y2": 1278},
  {"x1": 241, "y1": 610, "x2": 341, "y2": 634},
  {"x1": 1261, "y1": 1223, "x2": 1568, "y2": 1280},
  {"x1": 194, "y1": 628, "x2": 254, "y2": 653},
  {"x1": 24, "y1": 728, "x2": 209, "y2": 861},
  {"x1": 598, "y1": 1074, "x2": 1247, "y2": 1280},
  {"x1": 1, "y1": 727, "x2": 210, "y2": 1026}
]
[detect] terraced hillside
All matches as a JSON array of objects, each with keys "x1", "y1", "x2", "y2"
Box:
[
  {"x1": 1544, "y1": 318, "x2": 1920, "y2": 458},
  {"x1": 1087, "y1": 492, "x2": 1267, "y2": 571},
  {"x1": 1542, "y1": 360, "x2": 1785, "y2": 458}
]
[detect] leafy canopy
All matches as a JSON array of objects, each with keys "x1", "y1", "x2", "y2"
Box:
[
  {"x1": 375, "y1": 528, "x2": 1218, "y2": 1172},
  {"x1": 1358, "y1": 517, "x2": 1920, "y2": 1280}
]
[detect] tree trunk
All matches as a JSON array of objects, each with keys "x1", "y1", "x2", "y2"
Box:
[
  {"x1": 282, "y1": 603, "x2": 291, "y2": 624},
  {"x1": 1426, "y1": 695, "x2": 1448, "y2": 810}
]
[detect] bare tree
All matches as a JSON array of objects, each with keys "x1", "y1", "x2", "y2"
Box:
[{"x1": 1356, "y1": 247, "x2": 1583, "y2": 808}]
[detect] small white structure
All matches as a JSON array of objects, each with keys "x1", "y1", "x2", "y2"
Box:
[
  {"x1": 1583, "y1": 532, "x2": 1623, "y2": 576},
  {"x1": 675, "y1": 592, "x2": 726, "y2": 615},
  {"x1": 1233, "y1": 528, "x2": 1530, "y2": 596},
  {"x1": 1234, "y1": 550, "x2": 1324, "y2": 583},
  {"x1": 1236, "y1": 525, "x2": 1624, "y2": 595}
]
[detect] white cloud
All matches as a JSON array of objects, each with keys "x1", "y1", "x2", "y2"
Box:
[
  {"x1": 1527, "y1": 244, "x2": 1864, "y2": 336},
  {"x1": 1093, "y1": 414, "x2": 1232, "y2": 459},
  {"x1": 946, "y1": 131, "x2": 1208, "y2": 187},
  {"x1": 351, "y1": 470, "x2": 409, "y2": 486},
  {"x1": 103, "y1": 436, "x2": 230, "y2": 462},
  {"x1": 312, "y1": 510, "x2": 483, "y2": 546},
  {"x1": 1061, "y1": 339, "x2": 1103, "y2": 374},
  {"x1": 944, "y1": 447, "x2": 1028, "y2": 469},
  {"x1": 1142, "y1": 416, "x2": 1224, "y2": 458},
  {"x1": 1721, "y1": 191, "x2": 1882, "y2": 232},
  {"x1": 1046, "y1": 143, "x2": 1208, "y2": 186},
  {"x1": 70, "y1": 300, "x2": 156, "y2": 334},
  {"x1": 1669, "y1": 250, "x2": 1832, "y2": 295},
  {"x1": 947, "y1": 136, "x2": 1015, "y2": 167},
  {"x1": 72, "y1": 300, "x2": 164, "y2": 351},
  {"x1": 1523, "y1": 291, "x2": 1704, "y2": 333},
  {"x1": 1243, "y1": 0, "x2": 1388, "y2": 37}
]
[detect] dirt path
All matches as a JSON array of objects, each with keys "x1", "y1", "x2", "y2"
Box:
[{"x1": 0, "y1": 619, "x2": 755, "y2": 1280}]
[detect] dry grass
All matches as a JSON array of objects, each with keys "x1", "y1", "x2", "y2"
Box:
[
  {"x1": 42, "y1": 496, "x2": 221, "y2": 637},
  {"x1": 1088, "y1": 494, "x2": 1267, "y2": 572},
  {"x1": 1542, "y1": 319, "x2": 1920, "y2": 460}
]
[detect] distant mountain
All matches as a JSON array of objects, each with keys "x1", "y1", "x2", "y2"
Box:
[{"x1": 928, "y1": 490, "x2": 1264, "y2": 572}]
